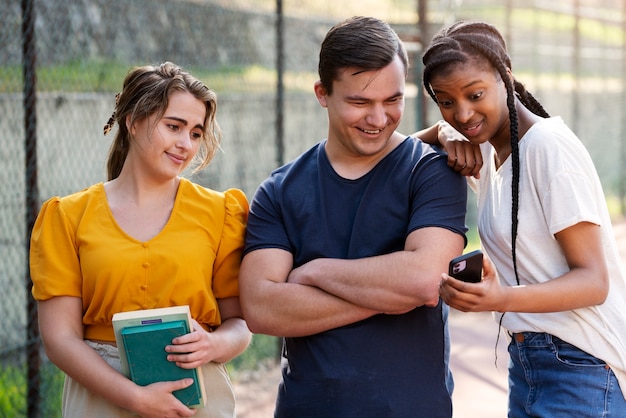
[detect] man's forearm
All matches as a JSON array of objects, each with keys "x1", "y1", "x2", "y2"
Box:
[
  {"x1": 289, "y1": 253, "x2": 441, "y2": 312},
  {"x1": 288, "y1": 228, "x2": 464, "y2": 312},
  {"x1": 241, "y1": 275, "x2": 377, "y2": 337}
]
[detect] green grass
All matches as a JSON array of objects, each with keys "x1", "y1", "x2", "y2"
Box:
[{"x1": 0, "y1": 61, "x2": 318, "y2": 94}]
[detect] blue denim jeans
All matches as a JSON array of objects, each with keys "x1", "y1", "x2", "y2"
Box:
[{"x1": 507, "y1": 332, "x2": 626, "y2": 417}]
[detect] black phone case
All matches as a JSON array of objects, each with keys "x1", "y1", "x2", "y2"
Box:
[{"x1": 448, "y1": 250, "x2": 483, "y2": 283}]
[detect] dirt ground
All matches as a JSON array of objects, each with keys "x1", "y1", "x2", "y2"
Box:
[
  {"x1": 232, "y1": 360, "x2": 280, "y2": 418},
  {"x1": 231, "y1": 219, "x2": 626, "y2": 418}
]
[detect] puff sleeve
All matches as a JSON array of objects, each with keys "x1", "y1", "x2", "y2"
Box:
[
  {"x1": 211, "y1": 188, "x2": 248, "y2": 299},
  {"x1": 30, "y1": 197, "x2": 83, "y2": 300}
]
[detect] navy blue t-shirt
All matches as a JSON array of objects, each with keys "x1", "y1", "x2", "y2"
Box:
[{"x1": 244, "y1": 137, "x2": 467, "y2": 417}]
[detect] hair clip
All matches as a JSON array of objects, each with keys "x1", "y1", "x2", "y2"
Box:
[{"x1": 103, "y1": 93, "x2": 120, "y2": 136}]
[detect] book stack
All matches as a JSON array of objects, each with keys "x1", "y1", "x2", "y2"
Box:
[{"x1": 112, "y1": 305, "x2": 207, "y2": 408}]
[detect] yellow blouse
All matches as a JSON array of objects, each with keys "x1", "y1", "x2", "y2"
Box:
[{"x1": 30, "y1": 178, "x2": 248, "y2": 342}]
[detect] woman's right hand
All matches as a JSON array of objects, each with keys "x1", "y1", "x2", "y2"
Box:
[
  {"x1": 133, "y1": 379, "x2": 197, "y2": 417},
  {"x1": 437, "y1": 120, "x2": 483, "y2": 178},
  {"x1": 439, "y1": 254, "x2": 506, "y2": 313}
]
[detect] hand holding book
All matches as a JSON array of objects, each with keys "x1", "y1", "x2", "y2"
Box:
[{"x1": 112, "y1": 306, "x2": 207, "y2": 408}]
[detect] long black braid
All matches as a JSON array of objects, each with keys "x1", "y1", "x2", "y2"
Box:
[{"x1": 422, "y1": 21, "x2": 550, "y2": 362}]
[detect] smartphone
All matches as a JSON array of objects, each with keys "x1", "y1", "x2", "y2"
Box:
[{"x1": 448, "y1": 250, "x2": 483, "y2": 283}]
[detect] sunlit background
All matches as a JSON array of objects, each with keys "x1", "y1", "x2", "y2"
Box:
[{"x1": 1, "y1": 1, "x2": 624, "y2": 416}]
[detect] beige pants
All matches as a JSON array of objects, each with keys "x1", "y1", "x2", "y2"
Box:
[{"x1": 62, "y1": 341, "x2": 236, "y2": 418}]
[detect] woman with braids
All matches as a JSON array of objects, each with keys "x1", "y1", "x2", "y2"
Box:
[
  {"x1": 418, "y1": 21, "x2": 626, "y2": 416},
  {"x1": 30, "y1": 62, "x2": 251, "y2": 418}
]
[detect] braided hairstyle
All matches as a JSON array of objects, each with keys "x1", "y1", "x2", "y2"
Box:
[{"x1": 422, "y1": 21, "x2": 549, "y2": 286}]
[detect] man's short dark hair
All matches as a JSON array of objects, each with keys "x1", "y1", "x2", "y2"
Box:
[{"x1": 318, "y1": 16, "x2": 409, "y2": 95}]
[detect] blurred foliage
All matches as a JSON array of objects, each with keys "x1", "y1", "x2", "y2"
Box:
[
  {"x1": 228, "y1": 334, "x2": 280, "y2": 373},
  {"x1": 0, "y1": 360, "x2": 63, "y2": 418}
]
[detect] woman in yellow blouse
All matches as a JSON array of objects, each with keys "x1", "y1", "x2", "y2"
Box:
[{"x1": 29, "y1": 62, "x2": 251, "y2": 418}]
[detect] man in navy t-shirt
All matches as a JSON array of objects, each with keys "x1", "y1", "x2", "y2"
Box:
[{"x1": 240, "y1": 16, "x2": 467, "y2": 417}]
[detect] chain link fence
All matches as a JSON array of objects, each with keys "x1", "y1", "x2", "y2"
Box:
[{"x1": 1, "y1": 0, "x2": 625, "y2": 416}]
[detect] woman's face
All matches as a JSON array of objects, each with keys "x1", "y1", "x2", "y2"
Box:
[
  {"x1": 429, "y1": 61, "x2": 511, "y2": 147},
  {"x1": 127, "y1": 91, "x2": 206, "y2": 181}
]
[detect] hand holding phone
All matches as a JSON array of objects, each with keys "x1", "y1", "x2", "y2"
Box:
[{"x1": 448, "y1": 250, "x2": 483, "y2": 283}]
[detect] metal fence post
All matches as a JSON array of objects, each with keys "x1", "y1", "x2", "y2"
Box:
[{"x1": 22, "y1": 0, "x2": 40, "y2": 416}]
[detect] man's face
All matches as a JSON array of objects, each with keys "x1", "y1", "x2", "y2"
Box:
[{"x1": 315, "y1": 55, "x2": 406, "y2": 161}]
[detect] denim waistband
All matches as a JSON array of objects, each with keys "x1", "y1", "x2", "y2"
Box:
[{"x1": 509, "y1": 331, "x2": 565, "y2": 347}]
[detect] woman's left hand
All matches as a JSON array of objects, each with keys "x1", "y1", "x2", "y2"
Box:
[
  {"x1": 164, "y1": 319, "x2": 222, "y2": 369},
  {"x1": 166, "y1": 297, "x2": 251, "y2": 367},
  {"x1": 439, "y1": 254, "x2": 506, "y2": 312}
]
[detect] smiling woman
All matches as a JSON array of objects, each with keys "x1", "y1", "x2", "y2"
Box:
[
  {"x1": 420, "y1": 21, "x2": 626, "y2": 417},
  {"x1": 103, "y1": 63, "x2": 222, "y2": 181},
  {"x1": 120, "y1": 91, "x2": 206, "y2": 189},
  {"x1": 29, "y1": 62, "x2": 252, "y2": 418}
]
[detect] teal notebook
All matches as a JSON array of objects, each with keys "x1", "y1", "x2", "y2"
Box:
[{"x1": 120, "y1": 320, "x2": 203, "y2": 407}]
